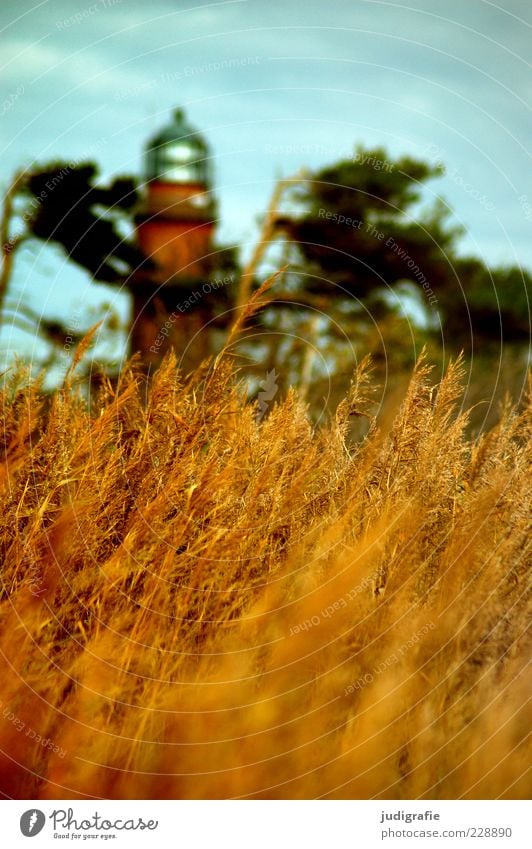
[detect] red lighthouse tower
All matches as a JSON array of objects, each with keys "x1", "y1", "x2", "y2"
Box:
[{"x1": 130, "y1": 108, "x2": 217, "y2": 367}]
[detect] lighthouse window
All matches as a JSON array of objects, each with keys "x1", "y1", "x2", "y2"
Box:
[
  {"x1": 164, "y1": 163, "x2": 200, "y2": 183},
  {"x1": 166, "y1": 142, "x2": 195, "y2": 162}
]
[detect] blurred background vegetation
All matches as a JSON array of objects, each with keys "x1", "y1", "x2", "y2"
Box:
[{"x1": 1, "y1": 143, "x2": 529, "y2": 433}]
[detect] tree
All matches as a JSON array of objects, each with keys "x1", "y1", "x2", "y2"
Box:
[
  {"x1": 437, "y1": 259, "x2": 530, "y2": 345},
  {"x1": 280, "y1": 146, "x2": 530, "y2": 348},
  {"x1": 23, "y1": 162, "x2": 144, "y2": 284},
  {"x1": 0, "y1": 163, "x2": 145, "y2": 379}
]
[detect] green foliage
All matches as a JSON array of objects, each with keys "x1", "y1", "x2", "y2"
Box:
[
  {"x1": 23, "y1": 161, "x2": 146, "y2": 284},
  {"x1": 286, "y1": 146, "x2": 531, "y2": 344},
  {"x1": 439, "y1": 259, "x2": 531, "y2": 343},
  {"x1": 289, "y1": 147, "x2": 454, "y2": 302}
]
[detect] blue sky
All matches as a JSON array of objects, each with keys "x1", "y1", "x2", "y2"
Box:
[{"x1": 1, "y1": 0, "x2": 531, "y2": 367}]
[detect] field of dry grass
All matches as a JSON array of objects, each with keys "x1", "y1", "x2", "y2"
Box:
[{"x1": 0, "y1": 350, "x2": 529, "y2": 799}]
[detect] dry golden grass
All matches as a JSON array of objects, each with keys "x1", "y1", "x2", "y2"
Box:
[{"x1": 0, "y1": 351, "x2": 529, "y2": 799}]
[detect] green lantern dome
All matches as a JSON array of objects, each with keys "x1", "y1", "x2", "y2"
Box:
[{"x1": 144, "y1": 108, "x2": 212, "y2": 185}]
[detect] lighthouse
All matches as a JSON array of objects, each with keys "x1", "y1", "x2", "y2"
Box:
[{"x1": 130, "y1": 108, "x2": 217, "y2": 367}]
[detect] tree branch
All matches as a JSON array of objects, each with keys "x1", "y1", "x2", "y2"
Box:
[{"x1": 0, "y1": 171, "x2": 28, "y2": 320}]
